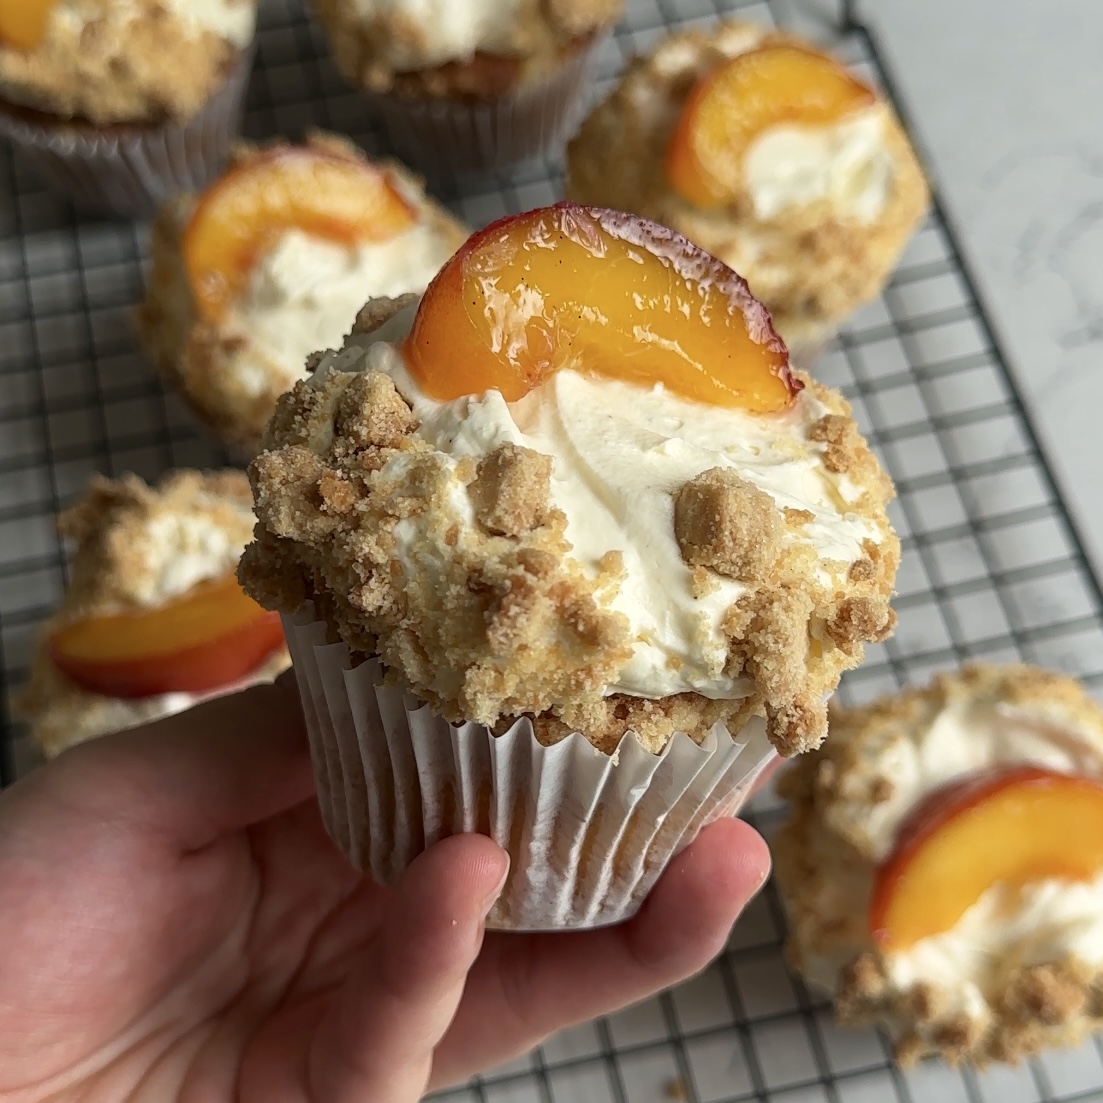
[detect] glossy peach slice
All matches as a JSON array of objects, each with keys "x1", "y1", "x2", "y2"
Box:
[
  {"x1": 404, "y1": 203, "x2": 800, "y2": 412},
  {"x1": 50, "y1": 574, "x2": 284, "y2": 698},
  {"x1": 184, "y1": 147, "x2": 417, "y2": 322},
  {"x1": 0, "y1": 0, "x2": 54, "y2": 51},
  {"x1": 667, "y1": 44, "x2": 876, "y2": 209},
  {"x1": 869, "y1": 766, "x2": 1103, "y2": 952}
]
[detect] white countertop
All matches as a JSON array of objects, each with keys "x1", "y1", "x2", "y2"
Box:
[{"x1": 857, "y1": 0, "x2": 1103, "y2": 582}]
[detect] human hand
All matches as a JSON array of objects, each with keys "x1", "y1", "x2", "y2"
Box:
[{"x1": 0, "y1": 679, "x2": 770, "y2": 1102}]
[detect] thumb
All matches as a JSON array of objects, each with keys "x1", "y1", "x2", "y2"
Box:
[{"x1": 308, "y1": 834, "x2": 509, "y2": 1103}]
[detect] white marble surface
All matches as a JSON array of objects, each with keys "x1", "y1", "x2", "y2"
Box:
[{"x1": 857, "y1": 0, "x2": 1103, "y2": 582}]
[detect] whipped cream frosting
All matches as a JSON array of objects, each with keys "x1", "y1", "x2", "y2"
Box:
[
  {"x1": 347, "y1": 0, "x2": 525, "y2": 68},
  {"x1": 48, "y1": 0, "x2": 255, "y2": 50},
  {"x1": 222, "y1": 223, "x2": 456, "y2": 400},
  {"x1": 315, "y1": 302, "x2": 883, "y2": 701},
  {"x1": 132, "y1": 506, "x2": 252, "y2": 606},
  {"x1": 744, "y1": 108, "x2": 893, "y2": 224}
]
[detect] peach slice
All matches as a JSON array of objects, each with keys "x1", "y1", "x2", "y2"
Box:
[
  {"x1": 404, "y1": 203, "x2": 800, "y2": 413},
  {"x1": 50, "y1": 574, "x2": 284, "y2": 698},
  {"x1": 869, "y1": 766, "x2": 1103, "y2": 952},
  {"x1": 184, "y1": 147, "x2": 417, "y2": 323},
  {"x1": 0, "y1": 0, "x2": 54, "y2": 51},
  {"x1": 666, "y1": 44, "x2": 877, "y2": 209}
]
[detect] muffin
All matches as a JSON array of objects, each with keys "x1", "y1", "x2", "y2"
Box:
[
  {"x1": 311, "y1": 0, "x2": 624, "y2": 175},
  {"x1": 239, "y1": 203, "x2": 899, "y2": 929},
  {"x1": 775, "y1": 664, "x2": 1103, "y2": 1066},
  {"x1": 567, "y1": 21, "x2": 929, "y2": 358},
  {"x1": 19, "y1": 470, "x2": 289, "y2": 757},
  {"x1": 0, "y1": 0, "x2": 257, "y2": 218},
  {"x1": 136, "y1": 134, "x2": 469, "y2": 456}
]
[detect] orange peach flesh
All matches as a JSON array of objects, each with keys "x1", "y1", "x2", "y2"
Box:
[
  {"x1": 869, "y1": 766, "x2": 1103, "y2": 952},
  {"x1": 405, "y1": 203, "x2": 799, "y2": 413},
  {"x1": 0, "y1": 1, "x2": 54, "y2": 51},
  {"x1": 50, "y1": 574, "x2": 284, "y2": 698},
  {"x1": 666, "y1": 44, "x2": 877, "y2": 209},
  {"x1": 184, "y1": 148, "x2": 418, "y2": 323}
]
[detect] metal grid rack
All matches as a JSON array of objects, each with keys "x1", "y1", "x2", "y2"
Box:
[{"x1": 2, "y1": 0, "x2": 1103, "y2": 1100}]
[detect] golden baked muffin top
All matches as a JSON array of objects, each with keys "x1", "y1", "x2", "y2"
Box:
[{"x1": 313, "y1": 0, "x2": 623, "y2": 95}]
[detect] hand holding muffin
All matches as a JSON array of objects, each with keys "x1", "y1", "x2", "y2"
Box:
[{"x1": 0, "y1": 681, "x2": 770, "y2": 1101}]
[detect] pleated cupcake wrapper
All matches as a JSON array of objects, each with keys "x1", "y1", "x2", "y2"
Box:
[
  {"x1": 365, "y1": 32, "x2": 608, "y2": 178},
  {"x1": 284, "y1": 604, "x2": 777, "y2": 931},
  {"x1": 0, "y1": 46, "x2": 254, "y2": 219}
]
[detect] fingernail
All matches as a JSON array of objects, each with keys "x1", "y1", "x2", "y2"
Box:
[{"x1": 480, "y1": 855, "x2": 511, "y2": 917}]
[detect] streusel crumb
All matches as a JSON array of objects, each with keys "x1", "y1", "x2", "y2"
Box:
[
  {"x1": 674, "y1": 467, "x2": 783, "y2": 581},
  {"x1": 0, "y1": 0, "x2": 253, "y2": 125}
]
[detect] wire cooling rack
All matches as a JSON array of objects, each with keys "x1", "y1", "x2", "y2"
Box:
[{"x1": 3, "y1": 0, "x2": 1103, "y2": 1100}]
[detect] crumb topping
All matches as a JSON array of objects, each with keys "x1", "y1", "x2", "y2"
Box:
[
  {"x1": 675, "y1": 467, "x2": 783, "y2": 581},
  {"x1": 0, "y1": 0, "x2": 256, "y2": 125},
  {"x1": 240, "y1": 295, "x2": 899, "y2": 755},
  {"x1": 774, "y1": 663, "x2": 1103, "y2": 1065}
]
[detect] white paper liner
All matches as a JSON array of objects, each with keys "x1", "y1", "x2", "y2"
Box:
[
  {"x1": 283, "y1": 604, "x2": 777, "y2": 931},
  {"x1": 364, "y1": 32, "x2": 608, "y2": 177},
  {"x1": 0, "y1": 46, "x2": 254, "y2": 219}
]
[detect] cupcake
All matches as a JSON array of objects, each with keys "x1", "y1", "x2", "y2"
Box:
[
  {"x1": 566, "y1": 21, "x2": 929, "y2": 358},
  {"x1": 0, "y1": 0, "x2": 257, "y2": 218},
  {"x1": 310, "y1": 0, "x2": 624, "y2": 175},
  {"x1": 239, "y1": 203, "x2": 899, "y2": 930},
  {"x1": 774, "y1": 664, "x2": 1103, "y2": 1066},
  {"x1": 136, "y1": 134, "x2": 469, "y2": 456},
  {"x1": 18, "y1": 470, "x2": 289, "y2": 757}
]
